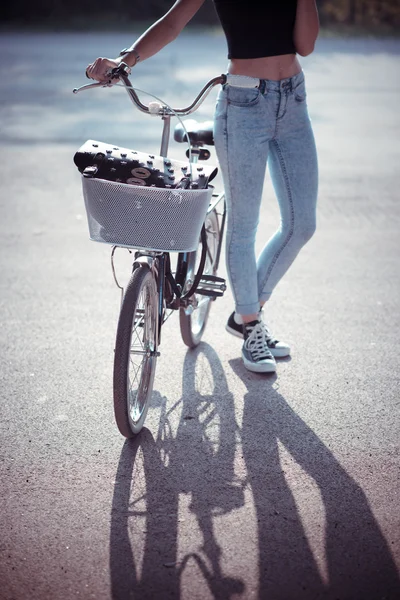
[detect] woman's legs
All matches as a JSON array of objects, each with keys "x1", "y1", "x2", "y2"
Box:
[
  {"x1": 213, "y1": 86, "x2": 272, "y2": 321},
  {"x1": 214, "y1": 72, "x2": 317, "y2": 370},
  {"x1": 257, "y1": 99, "x2": 319, "y2": 303},
  {"x1": 214, "y1": 77, "x2": 318, "y2": 322},
  {"x1": 213, "y1": 83, "x2": 278, "y2": 372}
]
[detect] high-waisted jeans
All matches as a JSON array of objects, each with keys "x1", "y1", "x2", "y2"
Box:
[{"x1": 213, "y1": 70, "x2": 318, "y2": 316}]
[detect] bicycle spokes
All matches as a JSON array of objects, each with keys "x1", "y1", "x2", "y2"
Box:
[{"x1": 127, "y1": 280, "x2": 157, "y2": 423}]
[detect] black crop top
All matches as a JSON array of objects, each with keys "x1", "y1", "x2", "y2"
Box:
[{"x1": 213, "y1": 0, "x2": 297, "y2": 59}]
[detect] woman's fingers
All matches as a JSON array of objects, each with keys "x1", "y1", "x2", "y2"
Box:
[
  {"x1": 86, "y1": 57, "x2": 105, "y2": 80},
  {"x1": 86, "y1": 57, "x2": 119, "y2": 81}
]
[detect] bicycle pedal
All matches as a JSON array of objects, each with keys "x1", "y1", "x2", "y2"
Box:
[
  {"x1": 199, "y1": 275, "x2": 225, "y2": 284},
  {"x1": 195, "y1": 288, "x2": 224, "y2": 298},
  {"x1": 196, "y1": 275, "x2": 226, "y2": 298}
]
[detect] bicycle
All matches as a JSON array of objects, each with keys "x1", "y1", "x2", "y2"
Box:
[{"x1": 73, "y1": 63, "x2": 227, "y2": 438}]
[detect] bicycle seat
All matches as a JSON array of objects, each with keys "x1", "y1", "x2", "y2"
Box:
[{"x1": 174, "y1": 119, "x2": 214, "y2": 147}]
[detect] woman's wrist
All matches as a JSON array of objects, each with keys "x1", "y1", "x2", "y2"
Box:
[{"x1": 118, "y1": 47, "x2": 141, "y2": 68}]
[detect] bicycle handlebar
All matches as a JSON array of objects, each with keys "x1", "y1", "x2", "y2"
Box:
[{"x1": 74, "y1": 63, "x2": 226, "y2": 117}]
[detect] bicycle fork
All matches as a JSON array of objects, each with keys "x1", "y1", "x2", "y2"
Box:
[{"x1": 131, "y1": 252, "x2": 164, "y2": 353}]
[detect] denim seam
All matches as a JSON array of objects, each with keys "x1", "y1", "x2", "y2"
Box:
[
  {"x1": 259, "y1": 139, "x2": 295, "y2": 296},
  {"x1": 274, "y1": 94, "x2": 281, "y2": 137},
  {"x1": 224, "y1": 103, "x2": 238, "y2": 308},
  {"x1": 277, "y1": 91, "x2": 288, "y2": 122}
]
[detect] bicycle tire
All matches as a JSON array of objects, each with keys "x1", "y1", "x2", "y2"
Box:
[
  {"x1": 179, "y1": 209, "x2": 220, "y2": 348},
  {"x1": 113, "y1": 264, "x2": 158, "y2": 438}
]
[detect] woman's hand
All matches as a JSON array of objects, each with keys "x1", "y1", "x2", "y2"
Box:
[{"x1": 86, "y1": 56, "x2": 122, "y2": 81}]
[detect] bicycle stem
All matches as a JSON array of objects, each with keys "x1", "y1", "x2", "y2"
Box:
[{"x1": 160, "y1": 116, "x2": 171, "y2": 157}]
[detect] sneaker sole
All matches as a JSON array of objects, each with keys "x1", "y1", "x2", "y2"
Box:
[
  {"x1": 242, "y1": 353, "x2": 277, "y2": 373},
  {"x1": 225, "y1": 323, "x2": 243, "y2": 339},
  {"x1": 226, "y1": 324, "x2": 291, "y2": 358},
  {"x1": 266, "y1": 347, "x2": 291, "y2": 358}
]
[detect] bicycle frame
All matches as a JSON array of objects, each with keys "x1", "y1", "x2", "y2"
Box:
[{"x1": 132, "y1": 187, "x2": 226, "y2": 348}]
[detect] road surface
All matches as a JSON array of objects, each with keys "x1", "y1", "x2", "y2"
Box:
[{"x1": 0, "y1": 30, "x2": 399, "y2": 600}]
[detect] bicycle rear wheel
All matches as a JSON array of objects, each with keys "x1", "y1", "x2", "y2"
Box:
[
  {"x1": 179, "y1": 209, "x2": 220, "y2": 348},
  {"x1": 113, "y1": 265, "x2": 158, "y2": 437}
]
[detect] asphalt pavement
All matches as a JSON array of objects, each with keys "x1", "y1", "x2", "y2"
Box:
[{"x1": 0, "y1": 30, "x2": 399, "y2": 600}]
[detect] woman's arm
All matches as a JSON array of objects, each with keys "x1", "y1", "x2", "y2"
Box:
[
  {"x1": 293, "y1": 0, "x2": 319, "y2": 57},
  {"x1": 87, "y1": 0, "x2": 206, "y2": 81}
]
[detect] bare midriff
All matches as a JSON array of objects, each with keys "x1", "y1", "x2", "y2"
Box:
[{"x1": 228, "y1": 54, "x2": 302, "y2": 81}]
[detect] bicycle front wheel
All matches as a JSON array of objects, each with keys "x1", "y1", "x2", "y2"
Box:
[
  {"x1": 113, "y1": 265, "x2": 158, "y2": 438},
  {"x1": 179, "y1": 208, "x2": 220, "y2": 348}
]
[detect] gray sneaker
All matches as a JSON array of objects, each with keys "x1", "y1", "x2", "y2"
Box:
[
  {"x1": 242, "y1": 319, "x2": 277, "y2": 373},
  {"x1": 226, "y1": 310, "x2": 291, "y2": 358}
]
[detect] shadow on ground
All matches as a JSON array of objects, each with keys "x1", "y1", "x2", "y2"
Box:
[{"x1": 109, "y1": 344, "x2": 400, "y2": 600}]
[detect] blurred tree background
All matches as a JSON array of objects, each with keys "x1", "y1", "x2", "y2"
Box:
[
  {"x1": 1, "y1": 0, "x2": 400, "y2": 30},
  {"x1": 319, "y1": 0, "x2": 400, "y2": 27}
]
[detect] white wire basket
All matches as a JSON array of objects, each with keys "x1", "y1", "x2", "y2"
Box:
[{"x1": 82, "y1": 176, "x2": 213, "y2": 252}]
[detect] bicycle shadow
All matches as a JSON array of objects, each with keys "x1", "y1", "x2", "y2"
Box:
[
  {"x1": 229, "y1": 357, "x2": 400, "y2": 600},
  {"x1": 109, "y1": 343, "x2": 245, "y2": 600}
]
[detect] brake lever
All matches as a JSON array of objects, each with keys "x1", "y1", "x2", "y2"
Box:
[
  {"x1": 73, "y1": 81, "x2": 113, "y2": 94},
  {"x1": 109, "y1": 62, "x2": 131, "y2": 77}
]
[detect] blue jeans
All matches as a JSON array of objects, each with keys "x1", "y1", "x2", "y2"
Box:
[{"x1": 213, "y1": 70, "x2": 318, "y2": 316}]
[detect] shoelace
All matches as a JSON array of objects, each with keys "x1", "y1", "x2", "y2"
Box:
[
  {"x1": 259, "y1": 310, "x2": 279, "y2": 346},
  {"x1": 244, "y1": 322, "x2": 274, "y2": 361}
]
